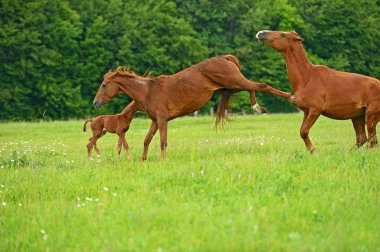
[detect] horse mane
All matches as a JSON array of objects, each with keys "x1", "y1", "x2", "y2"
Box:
[{"x1": 103, "y1": 66, "x2": 155, "y2": 80}]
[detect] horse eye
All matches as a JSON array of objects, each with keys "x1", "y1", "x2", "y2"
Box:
[{"x1": 102, "y1": 84, "x2": 106, "y2": 88}]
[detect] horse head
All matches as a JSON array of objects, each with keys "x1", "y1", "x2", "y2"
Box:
[
  {"x1": 93, "y1": 67, "x2": 136, "y2": 109},
  {"x1": 256, "y1": 30, "x2": 303, "y2": 52}
]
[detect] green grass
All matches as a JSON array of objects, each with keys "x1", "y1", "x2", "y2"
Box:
[{"x1": 0, "y1": 114, "x2": 379, "y2": 251}]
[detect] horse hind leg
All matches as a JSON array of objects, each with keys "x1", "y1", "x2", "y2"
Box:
[
  {"x1": 366, "y1": 111, "x2": 380, "y2": 148},
  {"x1": 351, "y1": 116, "x2": 367, "y2": 148}
]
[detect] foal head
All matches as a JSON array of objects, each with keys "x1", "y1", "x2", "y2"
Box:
[
  {"x1": 93, "y1": 67, "x2": 137, "y2": 109},
  {"x1": 256, "y1": 30, "x2": 303, "y2": 52}
]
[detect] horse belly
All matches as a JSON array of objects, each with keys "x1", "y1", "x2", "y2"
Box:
[
  {"x1": 168, "y1": 93, "x2": 213, "y2": 118},
  {"x1": 323, "y1": 94, "x2": 365, "y2": 119}
]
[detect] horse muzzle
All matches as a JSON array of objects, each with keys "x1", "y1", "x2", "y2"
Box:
[
  {"x1": 93, "y1": 99, "x2": 103, "y2": 109},
  {"x1": 256, "y1": 30, "x2": 271, "y2": 42}
]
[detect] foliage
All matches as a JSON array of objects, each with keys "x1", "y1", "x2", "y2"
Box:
[{"x1": 0, "y1": 0, "x2": 379, "y2": 120}]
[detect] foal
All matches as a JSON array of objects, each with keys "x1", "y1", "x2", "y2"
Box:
[{"x1": 83, "y1": 101, "x2": 142, "y2": 159}]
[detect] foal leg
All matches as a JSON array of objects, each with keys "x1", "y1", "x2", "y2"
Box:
[
  {"x1": 87, "y1": 137, "x2": 95, "y2": 159},
  {"x1": 142, "y1": 120, "x2": 158, "y2": 161},
  {"x1": 117, "y1": 137, "x2": 123, "y2": 157},
  {"x1": 94, "y1": 130, "x2": 106, "y2": 157},
  {"x1": 351, "y1": 116, "x2": 367, "y2": 148},
  {"x1": 300, "y1": 110, "x2": 320, "y2": 154}
]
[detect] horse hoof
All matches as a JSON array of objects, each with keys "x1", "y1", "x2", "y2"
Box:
[
  {"x1": 309, "y1": 148, "x2": 316, "y2": 155},
  {"x1": 289, "y1": 95, "x2": 296, "y2": 104},
  {"x1": 252, "y1": 104, "x2": 262, "y2": 113}
]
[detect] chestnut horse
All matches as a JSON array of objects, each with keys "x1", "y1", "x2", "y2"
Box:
[
  {"x1": 256, "y1": 30, "x2": 380, "y2": 152},
  {"x1": 83, "y1": 101, "x2": 142, "y2": 159},
  {"x1": 93, "y1": 54, "x2": 293, "y2": 160}
]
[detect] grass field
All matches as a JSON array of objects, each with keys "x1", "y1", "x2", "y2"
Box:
[{"x1": 0, "y1": 113, "x2": 379, "y2": 251}]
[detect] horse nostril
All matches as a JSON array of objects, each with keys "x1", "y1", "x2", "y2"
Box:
[{"x1": 93, "y1": 100, "x2": 99, "y2": 108}]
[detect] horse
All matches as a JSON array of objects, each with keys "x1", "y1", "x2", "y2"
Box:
[
  {"x1": 83, "y1": 101, "x2": 142, "y2": 159},
  {"x1": 93, "y1": 54, "x2": 293, "y2": 160},
  {"x1": 256, "y1": 30, "x2": 380, "y2": 152}
]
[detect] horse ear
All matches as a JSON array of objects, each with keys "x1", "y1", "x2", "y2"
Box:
[{"x1": 290, "y1": 31, "x2": 303, "y2": 41}]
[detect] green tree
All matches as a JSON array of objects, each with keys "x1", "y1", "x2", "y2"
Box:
[
  {"x1": 289, "y1": 0, "x2": 380, "y2": 77},
  {"x1": 0, "y1": 0, "x2": 84, "y2": 120}
]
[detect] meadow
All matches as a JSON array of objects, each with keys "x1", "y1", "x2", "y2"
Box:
[{"x1": 0, "y1": 113, "x2": 379, "y2": 251}]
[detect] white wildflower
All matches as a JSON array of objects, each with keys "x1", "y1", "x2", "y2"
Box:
[
  {"x1": 40, "y1": 229, "x2": 48, "y2": 241},
  {"x1": 103, "y1": 186, "x2": 109, "y2": 191}
]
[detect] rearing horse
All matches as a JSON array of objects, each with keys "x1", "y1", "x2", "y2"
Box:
[
  {"x1": 256, "y1": 30, "x2": 380, "y2": 152},
  {"x1": 93, "y1": 54, "x2": 292, "y2": 160}
]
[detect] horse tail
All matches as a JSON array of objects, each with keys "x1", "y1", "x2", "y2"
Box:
[
  {"x1": 83, "y1": 119, "x2": 92, "y2": 132},
  {"x1": 215, "y1": 89, "x2": 233, "y2": 128},
  {"x1": 224, "y1": 54, "x2": 241, "y2": 69}
]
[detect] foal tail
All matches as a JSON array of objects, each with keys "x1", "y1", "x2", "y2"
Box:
[
  {"x1": 83, "y1": 119, "x2": 93, "y2": 132},
  {"x1": 215, "y1": 89, "x2": 234, "y2": 128}
]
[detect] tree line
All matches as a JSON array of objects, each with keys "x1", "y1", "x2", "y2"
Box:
[{"x1": 0, "y1": 0, "x2": 379, "y2": 121}]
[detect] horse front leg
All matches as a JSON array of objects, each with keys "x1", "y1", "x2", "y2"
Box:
[
  {"x1": 157, "y1": 119, "x2": 168, "y2": 160},
  {"x1": 300, "y1": 110, "x2": 320, "y2": 154},
  {"x1": 142, "y1": 120, "x2": 158, "y2": 161},
  {"x1": 119, "y1": 132, "x2": 131, "y2": 161}
]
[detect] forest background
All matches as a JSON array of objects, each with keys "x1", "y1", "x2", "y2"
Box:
[{"x1": 1, "y1": 0, "x2": 379, "y2": 121}]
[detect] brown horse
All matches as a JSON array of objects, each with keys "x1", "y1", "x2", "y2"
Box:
[
  {"x1": 83, "y1": 101, "x2": 142, "y2": 159},
  {"x1": 93, "y1": 54, "x2": 293, "y2": 160},
  {"x1": 256, "y1": 30, "x2": 380, "y2": 152}
]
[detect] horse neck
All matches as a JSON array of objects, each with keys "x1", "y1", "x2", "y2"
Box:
[
  {"x1": 281, "y1": 42, "x2": 313, "y2": 92},
  {"x1": 117, "y1": 76, "x2": 149, "y2": 106}
]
